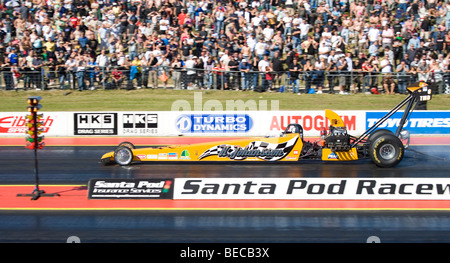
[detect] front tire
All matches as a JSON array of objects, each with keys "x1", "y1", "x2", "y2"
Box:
[
  {"x1": 369, "y1": 134, "x2": 404, "y2": 168},
  {"x1": 114, "y1": 146, "x2": 133, "y2": 166},
  {"x1": 118, "y1": 141, "x2": 135, "y2": 149}
]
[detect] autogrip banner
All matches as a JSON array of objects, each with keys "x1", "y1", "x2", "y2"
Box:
[
  {"x1": 366, "y1": 111, "x2": 450, "y2": 134},
  {"x1": 173, "y1": 178, "x2": 450, "y2": 200}
]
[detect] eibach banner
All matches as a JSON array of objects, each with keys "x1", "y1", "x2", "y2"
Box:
[{"x1": 0, "y1": 112, "x2": 69, "y2": 136}]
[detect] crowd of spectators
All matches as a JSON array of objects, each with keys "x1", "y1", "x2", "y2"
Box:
[{"x1": 1, "y1": 0, "x2": 450, "y2": 94}]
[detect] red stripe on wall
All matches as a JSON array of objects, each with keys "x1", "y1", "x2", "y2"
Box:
[{"x1": 2, "y1": 185, "x2": 450, "y2": 211}]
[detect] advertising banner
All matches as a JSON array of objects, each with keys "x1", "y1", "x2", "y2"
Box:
[
  {"x1": 366, "y1": 111, "x2": 450, "y2": 134},
  {"x1": 88, "y1": 178, "x2": 174, "y2": 199},
  {"x1": 74, "y1": 112, "x2": 118, "y2": 135},
  {"x1": 263, "y1": 111, "x2": 367, "y2": 136},
  {"x1": 1, "y1": 110, "x2": 449, "y2": 137},
  {"x1": 0, "y1": 112, "x2": 71, "y2": 137},
  {"x1": 173, "y1": 178, "x2": 450, "y2": 200}
]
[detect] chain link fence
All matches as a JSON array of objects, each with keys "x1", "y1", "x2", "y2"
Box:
[{"x1": 1, "y1": 66, "x2": 449, "y2": 94}]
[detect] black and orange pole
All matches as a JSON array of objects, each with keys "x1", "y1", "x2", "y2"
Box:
[{"x1": 18, "y1": 96, "x2": 59, "y2": 200}]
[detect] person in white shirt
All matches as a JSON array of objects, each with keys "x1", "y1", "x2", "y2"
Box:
[
  {"x1": 95, "y1": 49, "x2": 109, "y2": 68},
  {"x1": 318, "y1": 42, "x2": 330, "y2": 60},
  {"x1": 262, "y1": 24, "x2": 274, "y2": 41},
  {"x1": 258, "y1": 54, "x2": 272, "y2": 91},
  {"x1": 299, "y1": 19, "x2": 309, "y2": 40},
  {"x1": 381, "y1": 25, "x2": 394, "y2": 49},
  {"x1": 367, "y1": 25, "x2": 380, "y2": 45},
  {"x1": 282, "y1": 13, "x2": 293, "y2": 35},
  {"x1": 254, "y1": 39, "x2": 267, "y2": 59},
  {"x1": 184, "y1": 56, "x2": 197, "y2": 89},
  {"x1": 380, "y1": 53, "x2": 395, "y2": 94}
]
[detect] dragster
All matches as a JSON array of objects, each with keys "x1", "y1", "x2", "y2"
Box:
[{"x1": 101, "y1": 82, "x2": 432, "y2": 168}]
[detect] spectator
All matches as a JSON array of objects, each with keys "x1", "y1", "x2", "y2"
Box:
[
  {"x1": 239, "y1": 58, "x2": 251, "y2": 91},
  {"x1": 336, "y1": 56, "x2": 349, "y2": 95},
  {"x1": 396, "y1": 60, "x2": 410, "y2": 94},
  {"x1": 0, "y1": 0, "x2": 447, "y2": 94},
  {"x1": 380, "y1": 52, "x2": 395, "y2": 94},
  {"x1": 289, "y1": 57, "x2": 301, "y2": 94},
  {"x1": 184, "y1": 56, "x2": 197, "y2": 90}
]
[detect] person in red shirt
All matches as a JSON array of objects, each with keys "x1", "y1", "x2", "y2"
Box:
[
  {"x1": 178, "y1": 9, "x2": 187, "y2": 26},
  {"x1": 361, "y1": 56, "x2": 379, "y2": 94},
  {"x1": 69, "y1": 15, "x2": 79, "y2": 28},
  {"x1": 111, "y1": 68, "x2": 124, "y2": 89}
]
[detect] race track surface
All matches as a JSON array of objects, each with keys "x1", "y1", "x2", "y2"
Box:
[{"x1": 0, "y1": 138, "x2": 450, "y2": 243}]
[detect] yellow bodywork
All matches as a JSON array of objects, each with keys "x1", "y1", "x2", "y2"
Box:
[
  {"x1": 102, "y1": 133, "x2": 304, "y2": 163},
  {"x1": 325, "y1": 109, "x2": 346, "y2": 127},
  {"x1": 101, "y1": 109, "x2": 360, "y2": 164}
]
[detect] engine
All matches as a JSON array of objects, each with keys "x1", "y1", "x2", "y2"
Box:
[{"x1": 322, "y1": 126, "x2": 351, "y2": 152}]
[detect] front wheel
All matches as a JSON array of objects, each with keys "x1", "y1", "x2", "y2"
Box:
[
  {"x1": 114, "y1": 146, "x2": 134, "y2": 166},
  {"x1": 118, "y1": 141, "x2": 135, "y2": 149},
  {"x1": 369, "y1": 134, "x2": 404, "y2": 168}
]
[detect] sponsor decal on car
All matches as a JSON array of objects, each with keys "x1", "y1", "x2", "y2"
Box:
[
  {"x1": 147, "y1": 154, "x2": 158, "y2": 160},
  {"x1": 327, "y1": 152, "x2": 339, "y2": 160},
  {"x1": 199, "y1": 136, "x2": 298, "y2": 161},
  {"x1": 180, "y1": 150, "x2": 190, "y2": 160}
]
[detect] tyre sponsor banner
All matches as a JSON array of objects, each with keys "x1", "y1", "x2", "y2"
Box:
[
  {"x1": 88, "y1": 179, "x2": 174, "y2": 199},
  {"x1": 366, "y1": 111, "x2": 450, "y2": 134},
  {"x1": 173, "y1": 178, "x2": 450, "y2": 200}
]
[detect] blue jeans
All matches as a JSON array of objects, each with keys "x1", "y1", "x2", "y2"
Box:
[
  {"x1": 215, "y1": 20, "x2": 224, "y2": 33},
  {"x1": 291, "y1": 79, "x2": 300, "y2": 93},
  {"x1": 241, "y1": 73, "x2": 250, "y2": 91},
  {"x1": 76, "y1": 71, "x2": 86, "y2": 91},
  {"x1": 252, "y1": 73, "x2": 259, "y2": 89}
]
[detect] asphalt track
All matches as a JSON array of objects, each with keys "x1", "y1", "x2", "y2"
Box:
[{"x1": 1, "y1": 137, "x2": 450, "y2": 243}]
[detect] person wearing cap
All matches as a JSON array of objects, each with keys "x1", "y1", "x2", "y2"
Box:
[
  {"x1": 408, "y1": 33, "x2": 421, "y2": 50},
  {"x1": 258, "y1": 53, "x2": 272, "y2": 92},
  {"x1": 239, "y1": 58, "x2": 251, "y2": 91}
]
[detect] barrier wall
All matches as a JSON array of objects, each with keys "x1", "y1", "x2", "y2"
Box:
[{"x1": 1, "y1": 110, "x2": 449, "y2": 137}]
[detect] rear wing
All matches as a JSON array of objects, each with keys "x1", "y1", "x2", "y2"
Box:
[{"x1": 351, "y1": 81, "x2": 432, "y2": 146}]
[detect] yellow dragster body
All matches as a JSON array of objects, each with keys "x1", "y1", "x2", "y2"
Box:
[{"x1": 101, "y1": 109, "x2": 360, "y2": 165}]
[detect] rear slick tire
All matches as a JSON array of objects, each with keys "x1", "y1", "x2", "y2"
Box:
[
  {"x1": 369, "y1": 133, "x2": 404, "y2": 168},
  {"x1": 367, "y1": 129, "x2": 394, "y2": 143}
]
